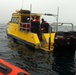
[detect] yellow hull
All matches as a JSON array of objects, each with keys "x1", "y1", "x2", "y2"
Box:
[
  {"x1": 40, "y1": 33, "x2": 55, "y2": 52},
  {"x1": 7, "y1": 23, "x2": 40, "y2": 48},
  {"x1": 7, "y1": 22, "x2": 55, "y2": 51}
]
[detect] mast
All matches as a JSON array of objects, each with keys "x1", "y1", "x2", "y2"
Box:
[
  {"x1": 56, "y1": 7, "x2": 59, "y2": 32},
  {"x1": 48, "y1": 8, "x2": 59, "y2": 50},
  {"x1": 21, "y1": 0, "x2": 24, "y2": 9},
  {"x1": 30, "y1": 4, "x2": 32, "y2": 31}
]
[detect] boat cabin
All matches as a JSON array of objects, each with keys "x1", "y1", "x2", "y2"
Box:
[{"x1": 10, "y1": 10, "x2": 41, "y2": 33}]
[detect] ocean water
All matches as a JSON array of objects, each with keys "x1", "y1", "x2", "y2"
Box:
[{"x1": 0, "y1": 24, "x2": 76, "y2": 75}]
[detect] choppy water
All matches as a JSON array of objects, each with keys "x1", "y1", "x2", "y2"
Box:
[{"x1": 0, "y1": 24, "x2": 76, "y2": 75}]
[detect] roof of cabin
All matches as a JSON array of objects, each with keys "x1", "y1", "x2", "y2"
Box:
[{"x1": 12, "y1": 10, "x2": 41, "y2": 16}]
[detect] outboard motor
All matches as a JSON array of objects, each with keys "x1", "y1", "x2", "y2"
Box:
[{"x1": 54, "y1": 31, "x2": 70, "y2": 47}]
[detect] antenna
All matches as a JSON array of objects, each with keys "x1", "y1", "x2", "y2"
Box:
[
  {"x1": 21, "y1": 0, "x2": 24, "y2": 9},
  {"x1": 56, "y1": 7, "x2": 59, "y2": 32},
  {"x1": 30, "y1": 4, "x2": 32, "y2": 31}
]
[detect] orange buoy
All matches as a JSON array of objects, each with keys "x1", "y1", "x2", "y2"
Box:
[{"x1": 0, "y1": 59, "x2": 30, "y2": 75}]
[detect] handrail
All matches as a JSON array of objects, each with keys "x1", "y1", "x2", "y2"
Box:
[
  {"x1": 50, "y1": 22, "x2": 74, "y2": 31},
  {"x1": 20, "y1": 23, "x2": 31, "y2": 32}
]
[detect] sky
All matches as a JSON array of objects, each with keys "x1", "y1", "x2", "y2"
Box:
[{"x1": 0, "y1": 0, "x2": 76, "y2": 26}]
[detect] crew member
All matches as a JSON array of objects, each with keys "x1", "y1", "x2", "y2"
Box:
[
  {"x1": 41, "y1": 18, "x2": 49, "y2": 33},
  {"x1": 31, "y1": 16, "x2": 40, "y2": 35}
]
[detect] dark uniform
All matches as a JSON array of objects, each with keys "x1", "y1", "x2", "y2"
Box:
[
  {"x1": 31, "y1": 18, "x2": 40, "y2": 39},
  {"x1": 41, "y1": 19, "x2": 49, "y2": 33}
]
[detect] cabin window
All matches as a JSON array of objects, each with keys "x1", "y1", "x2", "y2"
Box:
[
  {"x1": 11, "y1": 17, "x2": 16, "y2": 23},
  {"x1": 15, "y1": 17, "x2": 19, "y2": 23},
  {"x1": 21, "y1": 16, "x2": 31, "y2": 23},
  {"x1": 11, "y1": 17, "x2": 19, "y2": 24}
]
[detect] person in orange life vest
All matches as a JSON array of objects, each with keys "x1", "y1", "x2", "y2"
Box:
[{"x1": 41, "y1": 18, "x2": 49, "y2": 33}]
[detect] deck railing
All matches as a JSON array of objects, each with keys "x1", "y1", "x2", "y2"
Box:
[{"x1": 20, "y1": 23, "x2": 31, "y2": 32}]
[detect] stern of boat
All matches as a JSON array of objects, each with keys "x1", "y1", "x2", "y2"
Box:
[{"x1": 39, "y1": 33, "x2": 55, "y2": 52}]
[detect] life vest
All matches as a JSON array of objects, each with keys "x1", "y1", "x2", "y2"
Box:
[
  {"x1": 0, "y1": 59, "x2": 30, "y2": 75},
  {"x1": 41, "y1": 21, "x2": 49, "y2": 33},
  {"x1": 42, "y1": 22, "x2": 47, "y2": 31},
  {"x1": 43, "y1": 21, "x2": 48, "y2": 25}
]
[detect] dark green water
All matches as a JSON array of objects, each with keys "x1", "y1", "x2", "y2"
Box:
[{"x1": 0, "y1": 24, "x2": 76, "y2": 75}]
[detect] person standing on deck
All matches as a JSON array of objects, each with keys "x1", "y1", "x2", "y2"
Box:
[
  {"x1": 31, "y1": 16, "x2": 40, "y2": 37},
  {"x1": 41, "y1": 18, "x2": 50, "y2": 33}
]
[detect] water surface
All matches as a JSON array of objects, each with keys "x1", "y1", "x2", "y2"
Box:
[{"x1": 0, "y1": 24, "x2": 76, "y2": 75}]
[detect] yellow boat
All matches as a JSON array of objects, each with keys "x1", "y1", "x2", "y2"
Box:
[
  {"x1": 7, "y1": 9, "x2": 55, "y2": 52},
  {"x1": 7, "y1": 9, "x2": 76, "y2": 52}
]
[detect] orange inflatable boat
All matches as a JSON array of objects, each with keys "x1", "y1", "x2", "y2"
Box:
[{"x1": 0, "y1": 59, "x2": 30, "y2": 75}]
